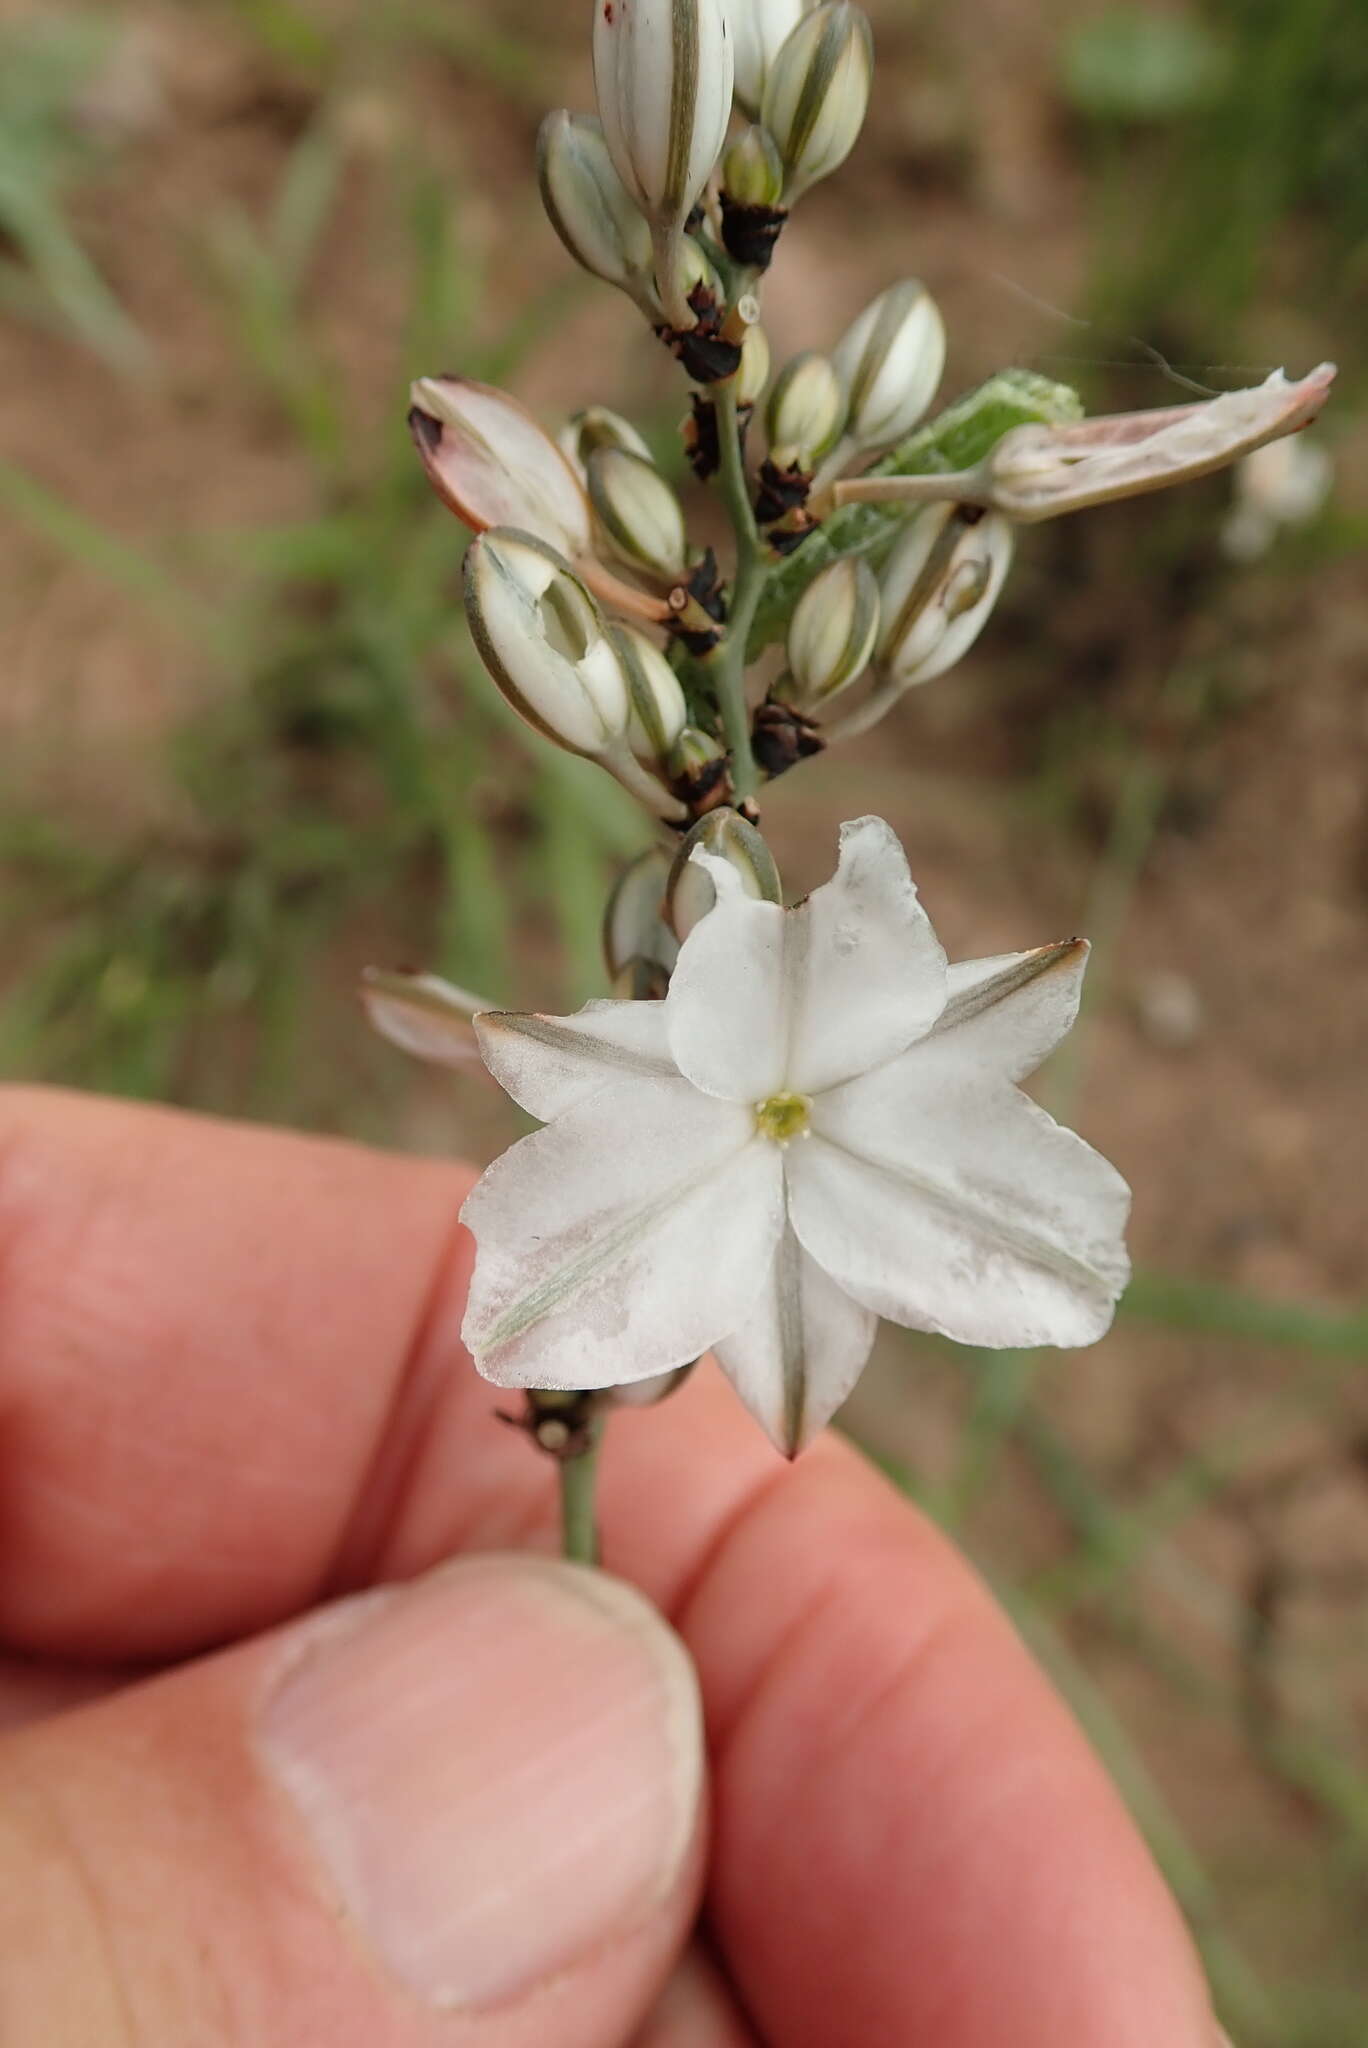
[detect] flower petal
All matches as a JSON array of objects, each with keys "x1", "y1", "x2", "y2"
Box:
[
  {"x1": 475, "y1": 1000, "x2": 678, "y2": 1121},
  {"x1": 916, "y1": 939, "x2": 1089, "y2": 1084},
  {"x1": 783, "y1": 815, "x2": 948, "y2": 1094},
  {"x1": 461, "y1": 1077, "x2": 784, "y2": 1388},
  {"x1": 790, "y1": 1076, "x2": 1130, "y2": 1348},
  {"x1": 664, "y1": 815, "x2": 948, "y2": 1103},
  {"x1": 713, "y1": 1216, "x2": 877, "y2": 1455},
  {"x1": 665, "y1": 888, "x2": 789, "y2": 1102}
]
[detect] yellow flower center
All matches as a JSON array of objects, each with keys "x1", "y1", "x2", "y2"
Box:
[{"x1": 755, "y1": 1091, "x2": 812, "y2": 1144}]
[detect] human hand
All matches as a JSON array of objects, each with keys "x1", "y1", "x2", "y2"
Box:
[{"x1": 0, "y1": 1088, "x2": 1223, "y2": 2046}]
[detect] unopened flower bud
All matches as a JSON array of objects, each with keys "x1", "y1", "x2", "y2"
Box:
[
  {"x1": 586, "y1": 446, "x2": 688, "y2": 585},
  {"x1": 466, "y1": 529, "x2": 687, "y2": 819},
  {"x1": 409, "y1": 375, "x2": 590, "y2": 555},
  {"x1": 832, "y1": 279, "x2": 946, "y2": 453},
  {"x1": 464, "y1": 529, "x2": 628, "y2": 754},
  {"x1": 784, "y1": 554, "x2": 880, "y2": 707},
  {"x1": 667, "y1": 725, "x2": 731, "y2": 814},
  {"x1": 731, "y1": 0, "x2": 815, "y2": 117},
  {"x1": 722, "y1": 122, "x2": 786, "y2": 208},
  {"x1": 876, "y1": 505, "x2": 1014, "y2": 688},
  {"x1": 735, "y1": 320, "x2": 772, "y2": 408},
  {"x1": 609, "y1": 623, "x2": 689, "y2": 765},
  {"x1": 657, "y1": 238, "x2": 742, "y2": 383},
  {"x1": 666, "y1": 809, "x2": 782, "y2": 938},
  {"x1": 592, "y1": 0, "x2": 734, "y2": 328},
  {"x1": 719, "y1": 125, "x2": 789, "y2": 269},
  {"x1": 560, "y1": 405, "x2": 653, "y2": 480},
  {"x1": 602, "y1": 844, "x2": 678, "y2": 984},
  {"x1": 762, "y1": 1, "x2": 873, "y2": 202},
  {"x1": 766, "y1": 350, "x2": 846, "y2": 468},
  {"x1": 537, "y1": 111, "x2": 658, "y2": 309}
]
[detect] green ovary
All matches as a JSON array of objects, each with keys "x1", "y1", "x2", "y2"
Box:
[{"x1": 755, "y1": 1091, "x2": 812, "y2": 1143}]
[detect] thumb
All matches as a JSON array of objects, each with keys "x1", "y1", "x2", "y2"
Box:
[{"x1": 0, "y1": 1554, "x2": 705, "y2": 2048}]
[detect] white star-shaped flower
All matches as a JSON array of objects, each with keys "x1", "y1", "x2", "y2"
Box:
[{"x1": 461, "y1": 816, "x2": 1131, "y2": 1454}]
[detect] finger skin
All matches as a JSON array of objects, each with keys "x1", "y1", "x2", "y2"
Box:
[
  {"x1": 0, "y1": 1088, "x2": 1217, "y2": 2046},
  {"x1": 630, "y1": 1948, "x2": 760, "y2": 2046},
  {"x1": 0, "y1": 1557, "x2": 705, "y2": 2048}
]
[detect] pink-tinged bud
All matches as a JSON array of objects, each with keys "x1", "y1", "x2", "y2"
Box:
[{"x1": 409, "y1": 375, "x2": 590, "y2": 554}]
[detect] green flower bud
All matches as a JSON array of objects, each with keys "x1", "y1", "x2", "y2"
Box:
[
  {"x1": 732, "y1": 0, "x2": 816, "y2": 118},
  {"x1": 666, "y1": 809, "x2": 783, "y2": 938},
  {"x1": 766, "y1": 350, "x2": 846, "y2": 468},
  {"x1": 832, "y1": 278, "x2": 946, "y2": 453},
  {"x1": 592, "y1": 0, "x2": 734, "y2": 327},
  {"x1": 609, "y1": 623, "x2": 689, "y2": 765},
  {"x1": 876, "y1": 505, "x2": 1014, "y2": 688},
  {"x1": 537, "y1": 112, "x2": 658, "y2": 310},
  {"x1": 722, "y1": 123, "x2": 786, "y2": 208},
  {"x1": 762, "y1": 0, "x2": 873, "y2": 202},
  {"x1": 677, "y1": 233, "x2": 726, "y2": 311},
  {"x1": 559, "y1": 405, "x2": 653, "y2": 481},
  {"x1": 784, "y1": 554, "x2": 880, "y2": 707},
  {"x1": 586, "y1": 446, "x2": 688, "y2": 585},
  {"x1": 667, "y1": 725, "x2": 731, "y2": 813},
  {"x1": 735, "y1": 321, "x2": 772, "y2": 408}
]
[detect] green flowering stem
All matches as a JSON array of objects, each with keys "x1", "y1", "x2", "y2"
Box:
[
  {"x1": 523, "y1": 1390, "x2": 605, "y2": 1565},
  {"x1": 558, "y1": 1421, "x2": 603, "y2": 1565},
  {"x1": 708, "y1": 376, "x2": 764, "y2": 802}
]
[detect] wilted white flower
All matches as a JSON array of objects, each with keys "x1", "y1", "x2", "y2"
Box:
[
  {"x1": 460, "y1": 816, "x2": 1130, "y2": 1453},
  {"x1": 1221, "y1": 433, "x2": 1333, "y2": 563},
  {"x1": 821, "y1": 365, "x2": 1338, "y2": 524},
  {"x1": 974, "y1": 365, "x2": 1336, "y2": 523}
]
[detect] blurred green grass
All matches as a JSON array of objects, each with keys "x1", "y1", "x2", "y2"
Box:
[{"x1": 0, "y1": 3, "x2": 1365, "y2": 2041}]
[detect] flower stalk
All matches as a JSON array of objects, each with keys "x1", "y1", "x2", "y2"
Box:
[
  {"x1": 705, "y1": 375, "x2": 765, "y2": 802},
  {"x1": 557, "y1": 1419, "x2": 603, "y2": 1566}
]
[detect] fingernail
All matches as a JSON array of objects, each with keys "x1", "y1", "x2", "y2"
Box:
[{"x1": 259, "y1": 1554, "x2": 702, "y2": 2011}]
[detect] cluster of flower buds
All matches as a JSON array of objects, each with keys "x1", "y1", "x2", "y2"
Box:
[
  {"x1": 403, "y1": 0, "x2": 1337, "y2": 830},
  {"x1": 747, "y1": 277, "x2": 947, "y2": 554},
  {"x1": 535, "y1": 0, "x2": 877, "y2": 378}
]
